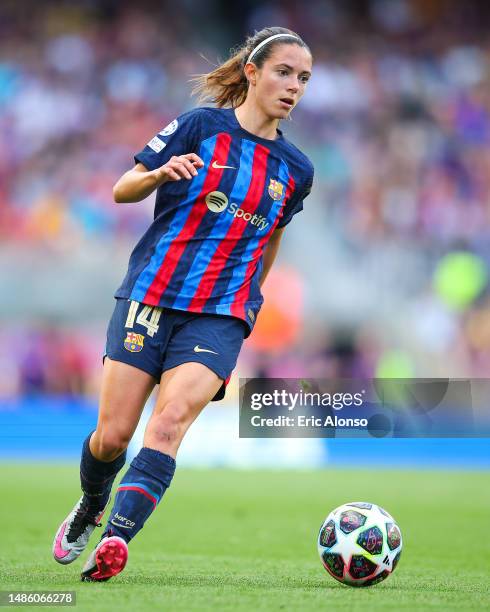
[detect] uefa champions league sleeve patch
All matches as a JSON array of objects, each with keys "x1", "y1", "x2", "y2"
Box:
[
  {"x1": 159, "y1": 119, "x2": 178, "y2": 136},
  {"x1": 147, "y1": 137, "x2": 166, "y2": 153}
]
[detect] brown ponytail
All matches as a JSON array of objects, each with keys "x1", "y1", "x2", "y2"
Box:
[{"x1": 191, "y1": 27, "x2": 310, "y2": 108}]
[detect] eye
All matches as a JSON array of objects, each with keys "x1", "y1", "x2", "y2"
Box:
[
  {"x1": 300, "y1": 75, "x2": 310, "y2": 84},
  {"x1": 277, "y1": 69, "x2": 288, "y2": 76}
]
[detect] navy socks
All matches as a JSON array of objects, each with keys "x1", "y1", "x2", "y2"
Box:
[
  {"x1": 80, "y1": 433, "x2": 126, "y2": 513},
  {"x1": 104, "y1": 447, "x2": 176, "y2": 543},
  {"x1": 80, "y1": 438, "x2": 176, "y2": 543}
]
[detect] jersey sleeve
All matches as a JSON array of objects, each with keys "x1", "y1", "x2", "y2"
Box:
[
  {"x1": 134, "y1": 108, "x2": 203, "y2": 171},
  {"x1": 277, "y1": 165, "x2": 314, "y2": 228}
]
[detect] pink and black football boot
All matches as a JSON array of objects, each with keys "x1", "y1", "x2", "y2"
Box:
[
  {"x1": 80, "y1": 533, "x2": 128, "y2": 582},
  {"x1": 53, "y1": 496, "x2": 109, "y2": 565}
]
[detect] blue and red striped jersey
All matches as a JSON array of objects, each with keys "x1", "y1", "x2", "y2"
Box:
[{"x1": 115, "y1": 107, "x2": 314, "y2": 335}]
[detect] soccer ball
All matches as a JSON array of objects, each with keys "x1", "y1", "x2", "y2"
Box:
[{"x1": 317, "y1": 502, "x2": 402, "y2": 587}]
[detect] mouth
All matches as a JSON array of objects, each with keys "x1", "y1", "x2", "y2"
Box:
[{"x1": 279, "y1": 97, "x2": 294, "y2": 109}]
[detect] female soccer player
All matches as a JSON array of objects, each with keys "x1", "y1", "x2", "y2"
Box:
[{"x1": 53, "y1": 26, "x2": 314, "y2": 581}]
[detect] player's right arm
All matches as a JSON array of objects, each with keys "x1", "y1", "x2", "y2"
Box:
[{"x1": 113, "y1": 154, "x2": 204, "y2": 203}]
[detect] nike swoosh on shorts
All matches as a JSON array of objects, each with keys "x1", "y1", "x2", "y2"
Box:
[{"x1": 194, "y1": 345, "x2": 219, "y2": 355}]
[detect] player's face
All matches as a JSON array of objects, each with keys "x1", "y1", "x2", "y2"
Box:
[{"x1": 254, "y1": 44, "x2": 312, "y2": 120}]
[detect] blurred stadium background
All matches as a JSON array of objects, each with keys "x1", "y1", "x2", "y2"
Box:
[{"x1": 1, "y1": 0, "x2": 489, "y2": 467}]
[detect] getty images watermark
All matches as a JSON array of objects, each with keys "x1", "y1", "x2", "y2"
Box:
[
  {"x1": 239, "y1": 378, "x2": 490, "y2": 438},
  {"x1": 249, "y1": 388, "x2": 367, "y2": 428}
]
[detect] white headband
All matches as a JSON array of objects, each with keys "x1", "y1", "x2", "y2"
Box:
[{"x1": 246, "y1": 33, "x2": 299, "y2": 65}]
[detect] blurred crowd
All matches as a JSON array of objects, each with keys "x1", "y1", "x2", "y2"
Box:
[{"x1": 3, "y1": 0, "x2": 490, "y2": 398}]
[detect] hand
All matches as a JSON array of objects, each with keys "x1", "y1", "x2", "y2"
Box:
[{"x1": 153, "y1": 153, "x2": 204, "y2": 184}]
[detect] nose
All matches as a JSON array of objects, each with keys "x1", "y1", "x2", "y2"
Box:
[{"x1": 287, "y1": 76, "x2": 300, "y2": 93}]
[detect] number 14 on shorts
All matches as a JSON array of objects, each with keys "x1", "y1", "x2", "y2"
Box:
[{"x1": 125, "y1": 300, "x2": 162, "y2": 337}]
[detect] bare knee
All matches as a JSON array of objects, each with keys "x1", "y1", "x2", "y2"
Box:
[
  {"x1": 91, "y1": 428, "x2": 131, "y2": 461},
  {"x1": 145, "y1": 400, "x2": 191, "y2": 449}
]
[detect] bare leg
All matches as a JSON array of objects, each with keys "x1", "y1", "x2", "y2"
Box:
[
  {"x1": 90, "y1": 357, "x2": 157, "y2": 461},
  {"x1": 144, "y1": 362, "x2": 223, "y2": 457}
]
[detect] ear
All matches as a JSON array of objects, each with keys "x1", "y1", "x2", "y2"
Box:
[{"x1": 244, "y1": 62, "x2": 257, "y2": 87}]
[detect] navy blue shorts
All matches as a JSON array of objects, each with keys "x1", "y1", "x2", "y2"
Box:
[{"x1": 104, "y1": 299, "x2": 246, "y2": 401}]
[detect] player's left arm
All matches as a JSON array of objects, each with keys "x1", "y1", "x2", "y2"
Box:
[{"x1": 259, "y1": 226, "x2": 285, "y2": 287}]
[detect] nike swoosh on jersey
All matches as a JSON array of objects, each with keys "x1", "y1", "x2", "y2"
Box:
[
  {"x1": 194, "y1": 345, "x2": 219, "y2": 355},
  {"x1": 212, "y1": 160, "x2": 236, "y2": 170}
]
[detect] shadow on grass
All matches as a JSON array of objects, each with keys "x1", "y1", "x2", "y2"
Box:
[
  {"x1": 91, "y1": 573, "x2": 338, "y2": 591},
  {"x1": 0, "y1": 568, "x2": 334, "y2": 591},
  {"x1": 3, "y1": 568, "x2": 485, "y2": 597},
  {"x1": 81, "y1": 573, "x2": 485, "y2": 596}
]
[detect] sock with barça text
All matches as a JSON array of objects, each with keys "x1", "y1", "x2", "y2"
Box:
[
  {"x1": 80, "y1": 432, "x2": 126, "y2": 513},
  {"x1": 103, "y1": 447, "x2": 176, "y2": 543}
]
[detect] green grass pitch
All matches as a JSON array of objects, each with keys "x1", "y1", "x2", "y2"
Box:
[{"x1": 0, "y1": 465, "x2": 488, "y2": 611}]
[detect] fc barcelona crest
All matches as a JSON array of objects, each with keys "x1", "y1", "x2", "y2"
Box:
[
  {"x1": 124, "y1": 332, "x2": 144, "y2": 353},
  {"x1": 268, "y1": 178, "x2": 284, "y2": 201}
]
